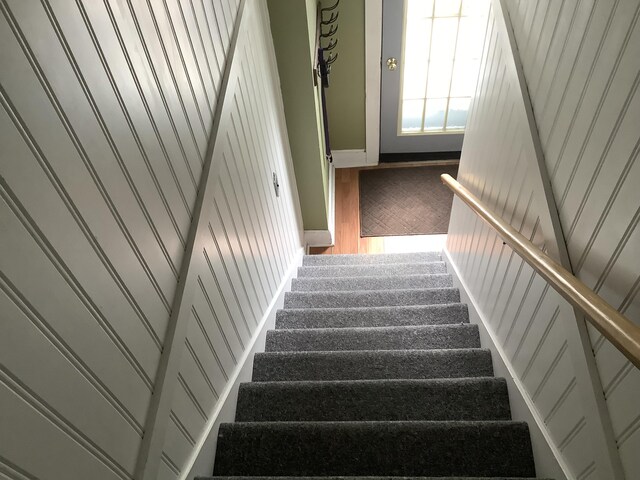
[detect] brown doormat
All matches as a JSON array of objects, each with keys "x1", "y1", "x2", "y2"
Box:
[{"x1": 359, "y1": 165, "x2": 458, "y2": 237}]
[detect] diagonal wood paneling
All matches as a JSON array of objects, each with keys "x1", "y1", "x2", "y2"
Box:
[
  {"x1": 159, "y1": 3, "x2": 303, "y2": 476},
  {"x1": 446, "y1": 0, "x2": 633, "y2": 478},
  {"x1": 505, "y1": 0, "x2": 640, "y2": 477},
  {"x1": 0, "y1": 0, "x2": 302, "y2": 478}
]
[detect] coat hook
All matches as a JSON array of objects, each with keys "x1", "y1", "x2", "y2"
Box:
[
  {"x1": 326, "y1": 53, "x2": 338, "y2": 65},
  {"x1": 320, "y1": 23, "x2": 338, "y2": 38},
  {"x1": 321, "y1": 11, "x2": 339, "y2": 25},
  {"x1": 323, "y1": 38, "x2": 338, "y2": 51},
  {"x1": 320, "y1": 0, "x2": 339, "y2": 14}
]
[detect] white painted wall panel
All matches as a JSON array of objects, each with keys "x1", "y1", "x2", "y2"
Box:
[
  {"x1": 0, "y1": 0, "x2": 304, "y2": 478},
  {"x1": 449, "y1": 0, "x2": 639, "y2": 478},
  {"x1": 504, "y1": 0, "x2": 640, "y2": 477},
  {"x1": 160, "y1": 2, "x2": 303, "y2": 476},
  {"x1": 447, "y1": 2, "x2": 606, "y2": 478}
]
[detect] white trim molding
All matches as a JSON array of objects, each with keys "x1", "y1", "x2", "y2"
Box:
[
  {"x1": 304, "y1": 230, "x2": 333, "y2": 247},
  {"x1": 332, "y1": 149, "x2": 368, "y2": 168},
  {"x1": 364, "y1": 0, "x2": 382, "y2": 166},
  {"x1": 443, "y1": 248, "x2": 569, "y2": 480},
  {"x1": 184, "y1": 248, "x2": 304, "y2": 479},
  {"x1": 134, "y1": 2, "x2": 249, "y2": 477},
  {"x1": 304, "y1": 163, "x2": 335, "y2": 247},
  {"x1": 492, "y1": 1, "x2": 624, "y2": 477},
  {"x1": 327, "y1": 163, "x2": 335, "y2": 242}
]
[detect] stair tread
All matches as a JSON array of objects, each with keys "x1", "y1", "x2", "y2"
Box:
[
  {"x1": 276, "y1": 304, "x2": 469, "y2": 329},
  {"x1": 284, "y1": 288, "x2": 460, "y2": 309},
  {"x1": 253, "y1": 348, "x2": 493, "y2": 381},
  {"x1": 297, "y1": 262, "x2": 447, "y2": 277},
  {"x1": 265, "y1": 324, "x2": 480, "y2": 352},
  {"x1": 302, "y1": 252, "x2": 441, "y2": 266},
  {"x1": 291, "y1": 274, "x2": 453, "y2": 291},
  {"x1": 201, "y1": 477, "x2": 550, "y2": 479},
  {"x1": 213, "y1": 421, "x2": 535, "y2": 477},
  {"x1": 212, "y1": 251, "x2": 537, "y2": 480},
  {"x1": 236, "y1": 377, "x2": 510, "y2": 422}
]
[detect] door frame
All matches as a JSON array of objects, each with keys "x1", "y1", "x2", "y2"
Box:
[
  {"x1": 365, "y1": 0, "x2": 383, "y2": 166},
  {"x1": 379, "y1": 0, "x2": 464, "y2": 154},
  {"x1": 334, "y1": 0, "x2": 382, "y2": 168}
]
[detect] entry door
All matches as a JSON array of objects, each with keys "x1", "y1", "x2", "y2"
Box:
[{"x1": 380, "y1": 0, "x2": 486, "y2": 154}]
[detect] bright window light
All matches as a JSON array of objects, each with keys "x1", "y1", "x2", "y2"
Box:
[{"x1": 399, "y1": 0, "x2": 489, "y2": 135}]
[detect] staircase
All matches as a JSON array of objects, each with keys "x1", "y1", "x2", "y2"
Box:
[{"x1": 204, "y1": 252, "x2": 546, "y2": 480}]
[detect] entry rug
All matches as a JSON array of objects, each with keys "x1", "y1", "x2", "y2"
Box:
[{"x1": 359, "y1": 165, "x2": 458, "y2": 236}]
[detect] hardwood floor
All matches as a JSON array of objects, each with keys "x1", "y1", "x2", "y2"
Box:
[{"x1": 309, "y1": 162, "x2": 457, "y2": 255}]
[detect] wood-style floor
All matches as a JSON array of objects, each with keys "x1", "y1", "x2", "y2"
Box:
[{"x1": 309, "y1": 161, "x2": 457, "y2": 255}]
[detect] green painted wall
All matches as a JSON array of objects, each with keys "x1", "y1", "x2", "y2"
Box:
[
  {"x1": 323, "y1": 0, "x2": 366, "y2": 150},
  {"x1": 267, "y1": 0, "x2": 330, "y2": 231}
]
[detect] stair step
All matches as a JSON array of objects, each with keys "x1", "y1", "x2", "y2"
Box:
[
  {"x1": 252, "y1": 349, "x2": 493, "y2": 381},
  {"x1": 297, "y1": 262, "x2": 446, "y2": 278},
  {"x1": 276, "y1": 304, "x2": 469, "y2": 329},
  {"x1": 235, "y1": 378, "x2": 510, "y2": 422},
  {"x1": 291, "y1": 274, "x2": 453, "y2": 292},
  {"x1": 201, "y1": 477, "x2": 549, "y2": 480},
  {"x1": 302, "y1": 252, "x2": 441, "y2": 266},
  {"x1": 265, "y1": 324, "x2": 480, "y2": 352},
  {"x1": 283, "y1": 288, "x2": 459, "y2": 309},
  {"x1": 213, "y1": 421, "x2": 535, "y2": 477}
]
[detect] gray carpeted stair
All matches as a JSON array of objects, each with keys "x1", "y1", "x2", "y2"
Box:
[
  {"x1": 252, "y1": 349, "x2": 493, "y2": 381},
  {"x1": 302, "y1": 252, "x2": 441, "y2": 266},
  {"x1": 201, "y1": 477, "x2": 548, "y2": 480},
  {"x1": 284, "y1": 288, "x2": 459, "y2": 309},
  {"x1": 291, "y1": 273, "x2": 453, "y2": 291},
  {"x1": 235, "y1": 378, "x2": 510, "y2": 422},
  {"x1": 213, "y1": 421, "x2": 535, "y2": 477},
  {"x1": 265, "y1": 324, "x2": 480, "y2": 352},
  {"x1": 276, "y1": 303, "x2": 469, "y2": 329},
  {"x1": 201, "y1": 478, "x2": 548, "y2": 480},
  {"x1": 297, "y1": 262, "x2": 447, "y2": 278},
  {"x1": 210, "y1": 252, "x2": 543, "y2": 480}
]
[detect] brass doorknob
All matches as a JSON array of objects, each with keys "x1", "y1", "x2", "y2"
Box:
[{"x1": 387, "y1": 57, "x2": 398, "y2": 71}]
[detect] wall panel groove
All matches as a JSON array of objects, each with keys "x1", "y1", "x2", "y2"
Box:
[
  {"x1": 43, "y1": 0, "x2": 184, "y2": 277},
  {"x1": 0, "y1": 179, "x2": 158, "y2": 391},
  {"x1": 0, "y1": 368, "x2": 132, "y2": 479},
  {"x1": 3, "y1": 4, "x2": 176, "y2": 315},
  {"x1": 76, "y1": 0, "x2": 196, "y2": 223}
]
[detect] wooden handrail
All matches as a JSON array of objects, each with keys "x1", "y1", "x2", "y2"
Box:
[{"x1": 441, "y1": 173, "x2": 640, "y2": 369}]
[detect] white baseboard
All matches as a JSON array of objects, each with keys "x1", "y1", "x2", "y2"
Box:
[
  {"x1": 304, "y1": 229, "x2": 333, "y2": 247},
  {"x1": 328, "y1": 164, "x2": 335, "y2": 243},
  {"x1": 183, "y1": 248, "x2": 304, "y2": 479},
  {"x1": 332, "y1": 149, "x2": 368, "y2": 168},
  {"x1": 442, "y1": 247, "x2": 570, "y2": 480},
  {"x1": 303, "y1": 165, "x2": 335, "y2": 249}
]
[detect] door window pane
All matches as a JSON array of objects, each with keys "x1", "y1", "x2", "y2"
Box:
[
  {"x1": 399, "y1": 0, "x2": 489, "y2": 134},
  {"x1": 446, "y1": 97, "x2": 471, "y2": 129},
  {"x1": 434, "y1": 0, "x2": 461, "y2": 17},
  {"x1": 450, "y1": 59, "x2": 480, "y2": 97},
  {"x1": 426, "y1": 61, "x2": 453, "y2": 98},
  {"x1": 424, "y1": 98, "x2": 447, "y2": 130},
  {"x1": 430, "y1": 17, "x2": 458, "y2": 61},
  {"x1": 401, "y1": 99, "x2": 425, "y2": 132},
  {"x1": 407, "y1": 0, "x2": 434, "y2": 18},
  {"x1": 402, "y1": 18, "x2": 431, "y2": 99}
]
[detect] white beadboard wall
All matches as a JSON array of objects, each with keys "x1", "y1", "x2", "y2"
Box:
[
  {"x1": 446, "y1": 1, "x2": 637, "y2": 479},
  {"x1": 157, "y1": 2, "x2": 303, "y2": 478},
  {"x1": 447, "y1": 2, "x2": 624, "y2": 479},
  {"x1": 505, "y1": 0, "x2": 640, "y2": 477},
  {"x1": 0, "y1": 0, "x2": 302, "y2": 478}
]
